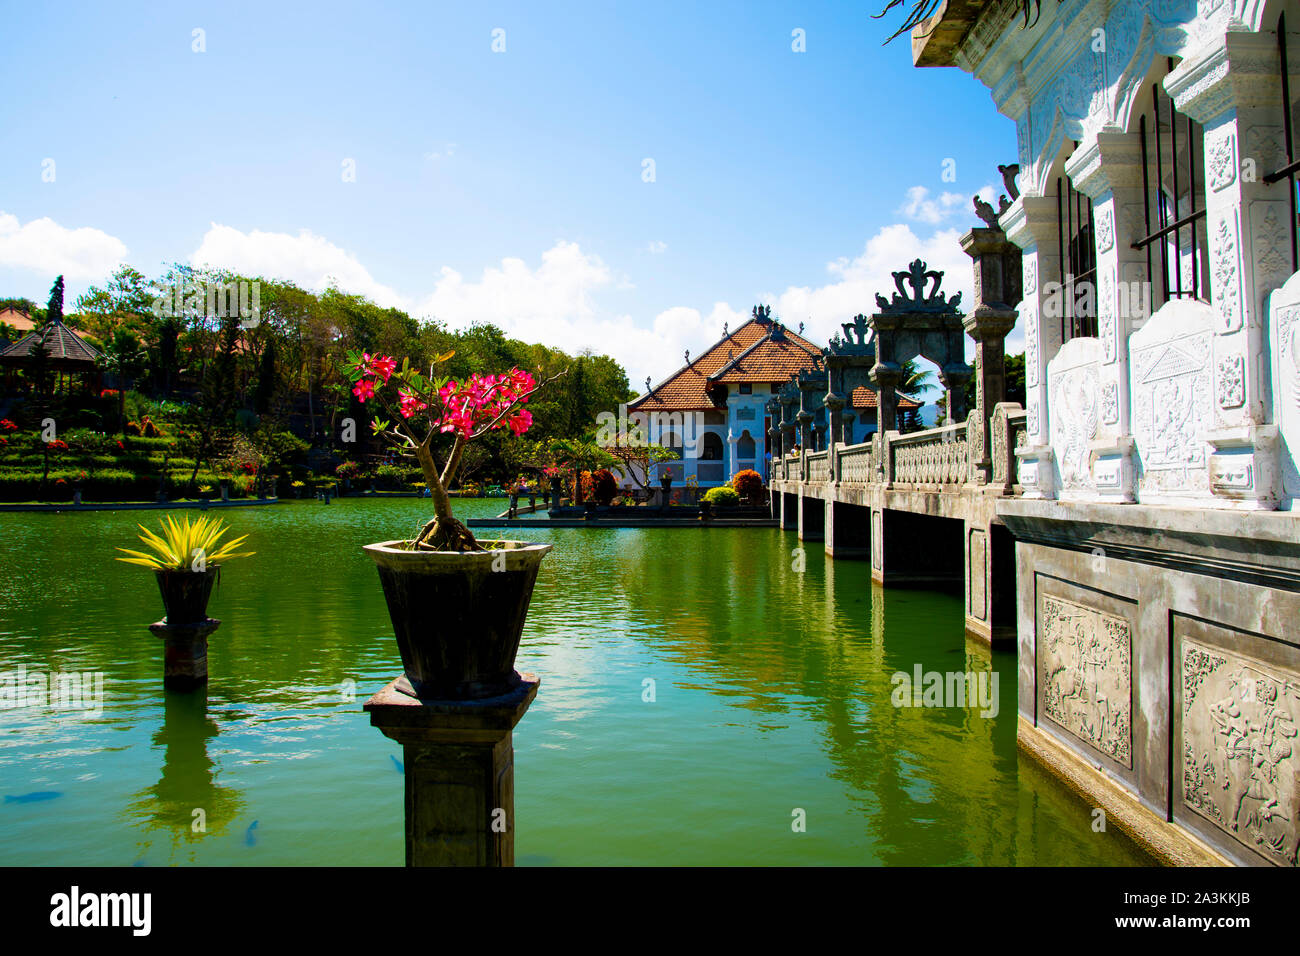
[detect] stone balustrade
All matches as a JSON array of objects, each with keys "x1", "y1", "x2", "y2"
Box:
[
  {"x1": 807, "y1": 450, "x2": 830, "y2": 483},
  {"x1": 889, "y1": 423, "x2": 969, "y2": 486}
]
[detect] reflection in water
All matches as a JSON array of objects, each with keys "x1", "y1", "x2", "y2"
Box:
[
  {"x1": 126, "y1": 689, "x2": 244, "y2": 863},
  {"x1": 0, "y1": 499, "x2": 1151, "y2": 865}
]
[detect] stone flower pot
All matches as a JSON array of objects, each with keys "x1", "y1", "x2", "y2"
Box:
[
  {"x1": 364, "y1": 540, "x2": 552, "y2": 700},
  {"x1": 154, "y1": 567, "x2": 219, "y2": 625}
]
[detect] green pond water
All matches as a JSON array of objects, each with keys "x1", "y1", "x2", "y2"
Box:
[{"x1": 0, "y1": 497, "x2": 1152, "y2": 866}]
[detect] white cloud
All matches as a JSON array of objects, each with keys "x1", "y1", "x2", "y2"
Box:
[
  {"x1": 424, "y1": 143, "x2": 458, "y2": 161},
  {"x1": 0, "y1": 212, "x2": 128, "y2": 280},
  {"x1": 646, "y1": 240, "x2": 667, "y2": 254},
  {"x1": 898, "y1": 182, "x2": 1003, "y2": 226},
  {"x1": 182, "y1": 200, "x2": 1023, "y2": 393},
  {"x1": 190, "y1": 223, "x2": 405, "y2": 308}
]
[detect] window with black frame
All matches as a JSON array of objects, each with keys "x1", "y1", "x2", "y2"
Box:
[
  {"x1": 1131, "y1": 59, "x2": 1210, "y2": 309},
  {"x1": 1263, "y1": 12, "x2": 1300, "y2": 275},
  {"x1": 1056, "y1": 143, "x2": 1097, "y2": 343}
]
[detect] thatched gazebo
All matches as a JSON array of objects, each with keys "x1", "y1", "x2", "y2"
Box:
[{"x1": 0, "y1": 318, "x2": 103, "y2": 394}]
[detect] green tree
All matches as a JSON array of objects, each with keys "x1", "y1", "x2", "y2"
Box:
[{"x1": 97, "y1": 329, "x2": 149, "y2": 432}]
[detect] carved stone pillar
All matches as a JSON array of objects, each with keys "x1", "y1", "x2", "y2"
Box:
[
  {"x1": 1002, "y1": 196, "x2": 1063, "y2": 499},
  {"x1": 961, "y1": 227, "x2": 1020, "y2": 485},
  {"x1": 1166, "y1": 30, "x2": 1297, "y2": 509},
  {"x1": 1065, "y1": 130, "x2": 1148, "y2": 502}
]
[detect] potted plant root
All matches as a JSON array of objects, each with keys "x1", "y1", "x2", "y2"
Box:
[{"x1": 343, "y1": 349, "x2": 566, "y2": 700}]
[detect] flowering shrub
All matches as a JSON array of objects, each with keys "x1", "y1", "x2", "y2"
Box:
[
  {"x1": 341, "y1": 349, "x2": 560, "y2": 550},
  {"x1": 592, "y1": 468, "x2": 617, "y2": 505},
  {"x1": 0, "y1": 419, "x2": 17, "y2": 432},
  {"x1": 731, "y1": 468, "x2": 764, "y2": 505},
  {"x1": 336, "y1": 460, "x2": 365, "y2": 481}
]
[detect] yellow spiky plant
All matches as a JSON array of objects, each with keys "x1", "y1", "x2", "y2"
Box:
[{"x1": 115, "y1": 514, "x2": 254, "y2": 571}]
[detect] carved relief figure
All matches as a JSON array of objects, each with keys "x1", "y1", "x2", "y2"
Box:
[
  {"x1": 1131, "y1": 321, "x2": 1213, "y2": 496},
  {"x1": 1183, "y1": 639, "x2": 1299, "y2": 866},
  {"x1": 1040, "y1": 595, "x2": 1132, "y2": 766}
]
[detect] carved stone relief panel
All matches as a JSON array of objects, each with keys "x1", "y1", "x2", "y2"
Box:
[
  {"x1": 1252, "y1": 201, "x2": 1293, "y2": 293},
  {"x1": 1024, "y1": 297, "x2": 1040, "y2": 388},
  {"x1": 1216, "y1": 353, "x2": 1245, "y2": 409},
  {"x1": 1207, "y1": 129, "x2": 1237, "y2": 192},
  {"x1": 1213, "y1": 211, "x2": 1244, "y2": 333},
  {"x1": 1101, "y1": 382, "x2": 1120, "y2": 424},
  {"x1": 1130, "y1": 300, "x2": 1215, "y2": 499},
  {"x1": 1039, "y1": 593, "x2": 1133, "y2": 767},
  {"x1": 1180, "y1": 637, "x2": 1300, "y2": 867},
  {"x1": 1048, "y1": 338, "x2": 1101, "y2": 494},
  {"x1": 1100, "y1": 270, "x2": 1117, "y2": 364},
  {"x1": 1096, "y1": 208, "x2": 1115, "y2": 253},
  {"x1": 1268, "y1": 277, "x2": 1300, "y2": 498}
]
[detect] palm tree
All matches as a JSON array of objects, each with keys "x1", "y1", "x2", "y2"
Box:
[
  {"x1": 97, "y1": 330, "x2": 149, "y2": 433},
  {"x1": 897, "y1": 358, "x2": 935, "y2": 432}
]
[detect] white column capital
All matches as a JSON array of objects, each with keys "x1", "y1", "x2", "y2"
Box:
[
  {"x1": 1063, "y1": 130, "x2": 1146, "y2": 200},
  {"x1": 1001, "y1": 196, "x2": 1059, "y2": 252},
  {"x1": 1165, "y1": 31, "x2": 1291, "y2": 124}
]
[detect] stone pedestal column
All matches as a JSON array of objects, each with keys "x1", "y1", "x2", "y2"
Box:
[
  {"x1": 961, "y1": 227, "x2": 1020, "y2": 485},
  {"x1": 149, "y1": 618, "x2": 221, "y2": 691},
  {"x1": 1167, "y1": 30, "x2": 1297, "y2": 509},
  {"x1": 1065, "y1": 130, "x2": 1149, "y2": 502},
  {"x1": 365, "y1": 674, "x2": 540, "y2": 867},
  {"x1": 797, "y1": 410, "x2": 812, "y2": 452},
  {"x1": 1002, "y1": 196, "x2": 1063, "y2": 498}
]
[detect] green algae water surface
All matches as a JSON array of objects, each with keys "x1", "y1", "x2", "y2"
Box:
[{"x1": 0, "y1": 498, "x2": 1152, "y2": 865}]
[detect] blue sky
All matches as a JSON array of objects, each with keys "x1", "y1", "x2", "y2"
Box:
[{"x1": 1, "y1": 0, "x2": 1017, "y2": 385}]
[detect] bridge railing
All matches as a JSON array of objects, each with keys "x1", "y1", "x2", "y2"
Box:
[
  {"x1": 838, "y1": 442, "x2": 873, "y2": 483},
  {"x1": 807, "y1": 450, "x2": 830, "y2": 483},
  {"x1": 888, "y1": 422, "x2": 969, "y2": 486},
  {"x1": 771, "y1": 404, "x2": 1025, "y2": 493}
]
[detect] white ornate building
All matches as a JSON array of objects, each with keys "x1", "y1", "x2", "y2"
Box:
[{"x1": 913, "y1": 0, "x2": 1300, "y2": 866}]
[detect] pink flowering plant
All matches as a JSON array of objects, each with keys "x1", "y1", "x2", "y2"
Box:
[{"x1": 342, "y1": 349, "x2": 563, "y2": 552}]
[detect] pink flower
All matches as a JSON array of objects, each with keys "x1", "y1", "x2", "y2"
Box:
[
  {"x1": 352, "y1": 379, "x2": 375, "y2": 403},
  {"x1": 507, "y1": 409, "x2": 533, "y2": 436},
  {"x1": 370, "y1": 355, "x2": 397, "y2": 382},
  {"x1": 398, "y1": 390, "x2": 428, "y2": 419}
]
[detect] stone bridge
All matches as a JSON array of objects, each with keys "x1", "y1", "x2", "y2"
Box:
[{"x1": 769, "y1": 403, "x2": 1027, "y2": 645}]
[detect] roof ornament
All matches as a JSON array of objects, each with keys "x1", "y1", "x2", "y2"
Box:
[
  {"x1": 684, "y1": 349, "x2": 690, "y2": 365},
  {"x1": 645, "y1": 375, "x2": 652, "y2": 394},
  {"x1": 974, "y1": 194, "x2": 1000, "y2": 228},
  {"x1": 723, "y1": 321, "x2": 729, "y2": 336},
  {"x1": 752, "y1": 304, "x2": 772, "y2": 324},
  {"x1": 798, "y1": 321, "x2": 805, "y2": 335},
  {"x1": 998, "y1": 162, "x2": 1020, "y2": 201},
  {"x1": 874, "y1": 259, "x2": 962, "y2": 314}
]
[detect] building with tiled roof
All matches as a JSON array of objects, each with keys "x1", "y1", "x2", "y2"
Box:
[
  {"x1": 626, "y1": 305, "x2": 919, "y2": 487},
  {"x1": 0, "y1": 318, "x2": 104, "y2": 393}
]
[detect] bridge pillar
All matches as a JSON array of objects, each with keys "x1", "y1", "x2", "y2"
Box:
[
  {"x1": 825, "y1": 499, "x2": 869, "y2": 560},
  {"x1": 780, "y1": 491, "x2": 797, "y2": 530},
  {"x1": 963, "y1": 519, "x2": 1016, "y2": 647},
  {"x1": 798, "y1": 492, "x2": 824, "y2": 542}
]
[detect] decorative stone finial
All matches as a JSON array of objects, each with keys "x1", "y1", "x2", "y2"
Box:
[
  {"x1": 873, "y1": 259, "x2": 962, "y2": 314},
  {"x1": 974, "y1": 194, "x2": 1000, "y2": 228},
  {"x1": 998, "y1": 163, "x2": 1020, "y2": 201}
]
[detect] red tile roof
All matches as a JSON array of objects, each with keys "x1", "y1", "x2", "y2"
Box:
[
  {"x1": 851, "y1": 385, "x2": 920, "y2": 410},
  {"x1": 629, "y1": 318, "x2": 822, "y2": 412}
]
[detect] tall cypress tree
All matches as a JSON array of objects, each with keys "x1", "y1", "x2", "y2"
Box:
[{"x1": 46, "y1": 275, "x2": 64, "y2": 326}]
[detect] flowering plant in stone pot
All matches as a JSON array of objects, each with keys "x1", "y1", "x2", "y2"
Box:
[{"x1": 342, "y1": 349, "x2": 564, "y2": 700}]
